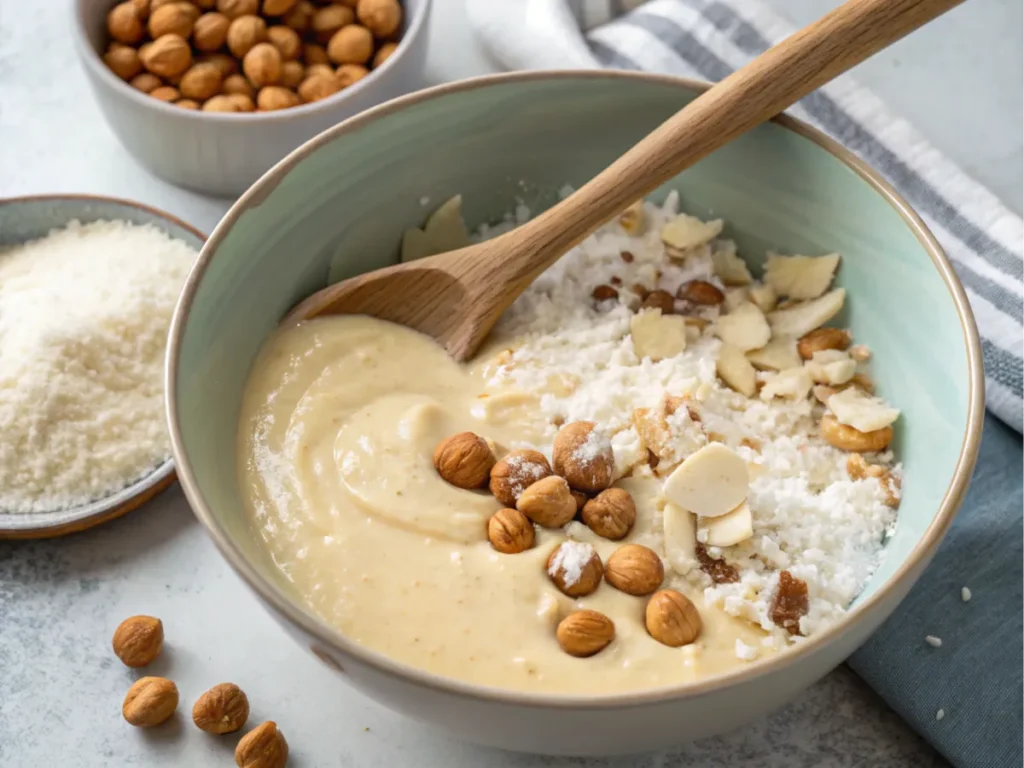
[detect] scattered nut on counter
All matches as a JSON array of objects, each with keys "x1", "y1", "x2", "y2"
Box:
[
  {"x1": 235, "y1": 720, "x2": 289, "y2": 768},
  {"x1": 102, "y1": 0, "x2": 403, "y2": 112},
  {"x1": 112, "y1": 614, "x2": 164, "y2": 668},
  {"x1": 123, "y1": 676, "x2": 179, "y2": 727},
  {"x1": 193, "y1": 682, "x2": 250, "y2": 734}
]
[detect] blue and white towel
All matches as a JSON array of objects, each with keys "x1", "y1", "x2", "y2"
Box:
[{"x1": 466, "y1": 0, "x2": 1024, "y2": 434}]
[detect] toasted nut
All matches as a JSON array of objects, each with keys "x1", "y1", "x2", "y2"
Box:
[
  {"x1": 108, "y1": 2, "x2": 146, "y2": 44},
  {"x1": 227, "y1": 14, "x2": 268, "y2": 58},
  {"x1": 547, "y1": 541, "x2": 603, "y2": 597},
  {"x1": 197, "y1": 51, "x2": 239, "y2": 76},
  {"x1": 104, "y1": 45, "x2": 143, "y2": 81},
  {"x1": 605, "y1": 544, "x2": 664, "y2": 595},
  {"x1": 130, "y1": 72, "x2": 163, "y2": 92},
  {"x1": 812, "y1": 384, "x2": 837, "y2": 404},
  {"x1": 222, "y1": 73, "x2": 254, "y2": 96},
  {"x1": 556, "y1": 610, "x2": 615, "y2": 657},
  {"x1": 517, "y1": 476, "x2": 576, "y2": 528},
  {"x1": 297, "y1": 73, "x2": 338, "y2": 101},
  {"x1": 797, "y1": 327, "x2": 851, "y2": 360},
  {"x1": 487, "y1": 508, "x2": 535, "y2": 554},
  {"x1": 193, "y1": 683, "x2": 250, "y2": 734},
  {"x1": 591, "y1": 284, "x2": 619, "y2": 302},
  {"x1": 303, "y1": 43, "x2": 329, "y2": 65},
  {"x1": 677, "y1": 280, "x2": 725, "y2": 306},
  {"x1": 235, "y1": 721, "x2": 288, "y2": 768},
  {"x1": 149, "y1": 85, "x2": 180, "y2": 101},
  {"x1": 849, "y1": 344, "x2": 872, "y2": 362},
  {"x1": 334, "y1": 63, "x2": 368, "y2": 87},
  {"x1": 357, "y1": 0, "x2": 402, "y2": 37},
  {"x1": 123, "y1": 677, "x2": 179, "y2": 727},
  {"x1": 263, "y1": 0, "x2": 298, "y2": 15},
  {"x1": 148, "y1": 1, "x2": 200, "y2": 38},
  {"x1": 645, "y1": 589, "x2": 701, "y2": 647},
  {"x1": 192, "y1": 11, "x2": 231, "y2": 50},
  {"x1": 217, "y1": 0, "x2": 259, "y2": 18},
  {"x1": 850, "y1": 372, "x2": 875, "y2": 393},
  {"x1": 433, "y1": 432, "x2": 495, "y2": 489},
  {"x1": 279, "y1": 60, "x2": 304, "y2": 88},
  {"x1": 373, "y1": 41, "x2": 398, "y2": 68},
  {"x1": 112, "y1": 615, "x2": 164, "y2": 667},
  {"x1": 267, "y1": 25, "x2": 302, "y2": 60},
  {"x1": 203, "y1": 93, "x2": 247, "y2": 111},
  {"x1": 489, "y1": 449, "x2": 551, "y2": 506},
  {"x1": 257, "y1": 85, "x2": 299, "y2": 110},
  {"x1": 175, "y1": 98, "x2": 200, "y2": 109},
  {"x1": 283, "y1": 0, "x2": 315, "y2": 31},
  {"x1": 304, "y1": 63, "x2": 333, "y2": 80},
  {"x1": 640, "y1": 289, "x2": 675, "y2": 314},
  {"x1": 327, "y1": 24, "x2": 373, "y2": 64},
  {"x1": 552, "y1": 421, "x2": 614, "y2": 494},
  {"x1": 581, "y1": 488, "x2": 636, "y2": 540},
  {"x1": 179, "y1": 62, "x2": 223, "y2": 100},
  {"x1": 570, "y1": 489, "x2": 588, "y2": 513},
  {"x1": 244, "y1": 42, "x2": 282, "y2": 87},
  {"x1": 312, "y1": 4, "x2": 354, "y2": 42},
  {"x1": 820, "y1": 413, "x2": 892, "y2": 453},
  {"x1": 140, "y1": 33, "x2": 192, "y2": 78}
]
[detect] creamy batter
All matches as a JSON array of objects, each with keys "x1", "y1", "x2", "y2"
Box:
[{"x1": 237, "y1": 316, "x2": 769, "y2": 694}]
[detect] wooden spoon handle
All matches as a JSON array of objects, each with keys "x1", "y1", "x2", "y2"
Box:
[{"x1": 507, "y1": 0, "x2": 962, "y2": 276}]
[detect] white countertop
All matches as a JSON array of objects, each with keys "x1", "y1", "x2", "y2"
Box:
[{"x1": 0, "y1": 1, "x2": 1019, "y2": 766}]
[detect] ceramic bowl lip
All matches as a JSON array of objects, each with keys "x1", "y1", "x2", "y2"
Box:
[
  {"x1": 71, "y1": 0, "x2": 432, "y2": 123},
  {"x1": 0, "y1": 192, "x2": 205, "y2": 539},
  {"x1": 167, "y1": 70, "x2": 985, "y2": 709}
]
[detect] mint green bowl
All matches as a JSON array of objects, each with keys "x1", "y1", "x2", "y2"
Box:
[{"x1": 167, "y1": 72, "x2": 983, "y2": 755}]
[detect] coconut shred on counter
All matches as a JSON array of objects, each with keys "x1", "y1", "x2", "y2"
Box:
[{"x1": 237, "y1": 193, "x2": 902, "y2": 694}]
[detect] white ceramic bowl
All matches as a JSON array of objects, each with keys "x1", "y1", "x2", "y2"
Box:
[{"x1": 74, "y1": 0, "x2": 431, "y2": 197}]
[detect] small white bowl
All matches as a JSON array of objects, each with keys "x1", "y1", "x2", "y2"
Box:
[{"x1": 73, "y1": 0, "x2": 431, "y2": 197}]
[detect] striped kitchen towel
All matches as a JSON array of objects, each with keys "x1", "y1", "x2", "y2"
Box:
[{"x1": 466, "y1": 0, "x2": 1024, "y2": 433}]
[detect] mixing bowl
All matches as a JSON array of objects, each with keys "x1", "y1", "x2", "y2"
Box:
[{"x1": 167, "y1": 71, "x2": 983, "y2": 755}]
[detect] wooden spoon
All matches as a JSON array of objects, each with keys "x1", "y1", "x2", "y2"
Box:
[{"x1": 286, "y1": 0, "x2": 962, "y2": 360}]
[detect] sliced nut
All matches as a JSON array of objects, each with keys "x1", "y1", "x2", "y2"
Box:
[
  {"x1": 123, "y1": 677, "x2": 178, "y2": 727},
  {"x1": 711, "y1": 243, "x2": 753, "y2": 285},
  {"x1": 547, "y1": 540, "x2": 603, "y2": 597},
  {"x1": 714, "y1": 302, "x2": 771, "y2": 352},
  {"x1": 517, "y1": 476, "x2": 576, "y2": 528},
  {"x1": 487, "y1": 508, "x2": 535, "y2": 554},
  {"x1": 489, "y1": 449, "x2": 551, "y2": 506},
  {"x1": 764, "y1": 253, "x2": 840, "y2": 299},
  {"x1": 662, "y1": 502, "x2": 698, "y2": 576},
  {"x1": 797, "y1": 327, "x2": 851, "y2": 359},
  {"x1": 805, "y1": 349, "x2": 856, "y2": 385},
  {"x1": 717, "y1": 343, "x2": 757, "y2": 397},
  {"x1": 661, "y1": 214, "x2": 723, "y2": 251},
  {"x1": 645, "y1": 589, "x2": 702, "y2": 647},
  {"x1": 827, "y1": 387, "x2": 900, "y2": 432},
  {"x1": 552, "y1": 421, "x2": 614, "y2": 494},
  {"x1": 722, "y1": 286, "x2": 749, "y2": 313},
  {"x1": 698, "y1": 501, "x2": 753, "y2": 547},
  {"x1": 193, "y1": 683, "x2": 249, "y2": 734},
  {"x1": 556, "y1": 610, "x2": 615, "y2": 657},
  {"x1": 591, "y1": 284, "x2": 619, "y2": 301},
  {"x1": 767, "y1": 288, "x2": 846, "y2": 339},
  {"x1": 850, "y1": 372, "x2": 875, "y2": 394},
  {"x1": 677, "y1": 280, "x2": 724, "y2": 306},
  {"x1": 760, "y1": 367, "x2": 813, "y2": 401},
  {"x1": 581, "y1": 488, "x2": 636, "y2": 540},
  {"x1": 663, "y1": 443, "x2": 748, "y2": 519},
  {"x1": 605, "y1": 544, "x2": 664, "y2": 596},
  {"x1": 631, "y1": 310, "x2": 687, "y2": 361},
  {"x1": 746, "y1": 336, "x2": 801, "y2": 371},
  {"x1": 813, "y1": 384, "x2": 838, "y2": 404},
  {"x1": 820, "y1": 413, "x2": 893, "y2": 453},
  {"x1": 433, "y1": 432, "x2": 496, "y2": 489},
  {"x1": 235, "y1": 721, "x2": 288, "y2": 768},
  {"x1": 112, "y1": 615, "x2": 164, "y2": 668},
  {"x1": 748, "y1": 282, "x2": 778, "y2": 312},
  {"x1": 618, "y1": 200, "x2": 645, "y2": 235}
]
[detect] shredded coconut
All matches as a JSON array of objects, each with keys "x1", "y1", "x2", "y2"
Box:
[
  {"x1": 548, "y1": 541, "x2": 596, "y2": 587},
  {"x1": 0, "y1": 220, "x2": 196, "y2": 513}
]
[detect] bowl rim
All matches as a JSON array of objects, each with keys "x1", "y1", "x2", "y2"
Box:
[
  {"x1": 166, "y1": 70, "x2": 985, "y2": 709},
  {"x1": 72, "y1": 0, "x2": 432, "y2": 122}
]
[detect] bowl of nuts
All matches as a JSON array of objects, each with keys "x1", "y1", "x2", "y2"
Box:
[{"x1": 74, "y1": 0, "x2": 430, "y2": 197}]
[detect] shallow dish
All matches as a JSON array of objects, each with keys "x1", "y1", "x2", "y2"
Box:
[
  {"x1": 0, "y1": 194, "x2": 203, "y2": 539},
  {"x1": 73, "y1": 0, "x2": 432, "y2": 197},
  {"x1": 167, "y1": 72, "x2": 984, "y2": 755}
]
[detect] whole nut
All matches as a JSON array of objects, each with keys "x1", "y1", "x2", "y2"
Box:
[
  {"x1": 486, "y1": 508, "x2": 535, "y2": 554},
  {"x1": 192, "y1": 682, "x2": 250, "y2": 734},
  {"x1": 303, "y1": 63, "x2": 333, "y2": 80},
  {"x1": 104, "y1": 45, "x2": 142, "y2": 80},
  {"x1": 227, "y1": 15, "x2": 268, "y2": 58},
  {"x1": 175, "y1": 98, "x2": 200, "y2": 109},
  {"x1": 335, "y1": 63, "x2": 368, "y2": 87},
  {"x1": 556, "y1": 610, "x2": 615, "y2": 657},
  {"x1": 193, "y1": 11, "x2": 231, "y2": 51},
  {"x1": 150, "y1": 85, "x2": 180, "y2": 101},
  {"x1": 488, "y1": 449, "x2": 552, "y2": 507},
  {"x1": 283, "y1": 0, "x2": 315, "y2": 32},
  {"x1": 645, "y1": 589, "x2": 702, "y2": 647},
  {"x1": 179, "y1": 62, "x2": 223, "y2": 100},
  {"x1": 244, "y1": 42, "x2": 282, "y2": 87},
  {"x1": 819, "y1": 413, "x2": 893, "y2": 453},
  {"x1": 432, "y1": 432, "x2": 495, "y2": 489},
  {"x1": 677, "y1": 279, "x2": 725, "y2": 305},
  {"x1": 581, "y1": 488, "x2": 636, "y2": 540},
  {"x1": 327, "y1": 24, "x2": 373, "y2": 64},
  {"x1": 356, "y1": 0, "x2": 402, "y2": 38},
  {"x1": 122, "y1": 676, "x2": 179, "y2": 727},
  {"x1": 235, "y1": 721, "x2": 288, "y2": 768},
  {"x1": 516, "y1": 476, "x2": 576, "y2": 529},
  {"x1": 591, "y1": 284, "x2": 619, "y2": 301},
  {"x1": 279, "y1": 60, "x2": 304, "y2": 88},
  {"x1": 547, "y1": 540, "x2": 603, "y2": 597},
  {"x1": 297, "y1": 72, "x2": 339, "y2": 102},
  {"x1": 218, "y1": 0, "x2": 259, "y2": 19},
  {"x1": 198, "y1": 52, "x2": 239, "y2": 76},
  {"x1": 570, "y1": 489, "x2": 588, "y2": 513},
  {"x1": 373, "y1": 41, "x2": 397, "y2": 68},
  {"x1": 262, "y1": 0, "x2": 298, "y2": 15},
  {"x1": 312, "y1": 5, "x2": 355, "y2": 42},
  {"x1": 148, "y1": 1, "x2": 200, "y2": 38},
  {"x1": 203, "y1": 93, "x2": 251, "y2": 111},
  {"x1": 797, "y1": 327, "x2": 851, "y2": 360},
  {"x1": 641, "y1": 289, "x2": 675, "y2": 314},
  {"x1": 267, "y1": 25, "x2": 302, "y2": 60},
  {"x1": 551, "y1": 421, "x2": 614, "y2": 494},
  {"x1": 222, "y1": 73, "x2": 255, "y2": 96},
  {"x1": 112, "y1": 615, "x2": 164, "y2": 667},
  {"x1": 132, "y1": 0, "x2": 151, "y2": 18},
  {"x1": 257, "y1": 85, "x2": 299, "y2": 110},
  {"x1": 130, "y1": 72, "x2": 162, "y2": 92},
  {"x1": 108, "y1": 2, "x2": 145, "y2": 44},
  {"x1": 303, "y1": 43, "x2": 329, "y2": 65},
  {"x1": 605, "y1": 544, "x2": 664, "y2": 595},
  {"x1": 140, "y1": 33, "x2": 192, "y2": 78}
]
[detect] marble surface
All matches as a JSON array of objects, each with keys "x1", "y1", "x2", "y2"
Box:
[{"x1": 0, "y1": 0, "x2": 1018, "y2": 765}]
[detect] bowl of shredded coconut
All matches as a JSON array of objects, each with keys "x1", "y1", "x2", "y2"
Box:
[
  {"x1": 0, "y1": 195, "x2": 202, "y2": 538},
  {"x1": 167, "y1": 72, "x2": 984, "y2": 754}
]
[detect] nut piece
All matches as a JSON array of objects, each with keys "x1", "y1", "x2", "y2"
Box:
[
  {"x1": 373, "y1": 41, "x2": 397, "y2": 68},
  {"x1": 227, "y1": 15, "x2": 268, "y2": 58},
  {"x1": 257, "y1": 85, "x2": 300, "y2": 110},
  {"x1": 203, "y1": 93, "x2": 250, "y2": 111},
  {"x1": 677, "y1": 280, "x2": 725, "y2": 306},
  {"x1": 235, "y1": 721, "x2": 288, "y2": 768},
  {"x1": 605, "y1": 544, "x2": 664, "y2": 596},
  {"x1": 140, "y1": 33, "x2": 192, "y2": 78},
  {"x1": 104, "y1": 45, "x2": 143, "y2": 80},
  {"x1": 488, "y1": 449, "x2": 552, "y2": 506},
  {"x1": 433, "y1": 432, "x2": 495, "y2": 489},
  {"x1": 552, "y1": 421, "x2": 614, "y2": 494},
  {"x1": 327, "y1": 24, "x2": 373, "y2": 64},
  {"x1": 487, "y1": 508, "x2": 535, "y2": 554},
  {"x1": 148, "y1": 2, "x2": 200, "y2": 38},
  {"x1": 357, "y1": 0, "x2": 402, "y2": 37},
  {"x1": 123, "y1": 677, "x2": 179, "y2": 727},
  {"x1": 112, "y1": 615, "x2": 164, "y2": 667},
  {"x1": 108, "y1": 2, "x2": 146, "y2": 44},
  {"x1": 179, "y1": 62, "x2": 223, "y2": 100},
  {"x1": 640, "y1": 289, "x2": 675, "y2": 314},
  {"x1": 244, "y1": 42, "x2": 282, "y2": 87},
  {"x1": 193, "y1": 11, "x2": 231, "y2": 51},
  {"x1": 592, "y1": 284, "x2": 619, "y2": 302},
  {"x1": 645, "y1": 589, "x2": 702, "y2": 647},
  {"x1": 764, "y1": 253, "x2": 840, "y2": 300},
  {"x1": 556, "y1": 610, "x2": 615, "y2": 657},
  {"x1": 820, "y1": 414, "x2": 893, "y2": 453},
  {"x1": 517, "y1": 476, "x2": 577, "y2": 528},
  {"x1": 581, "y1": 488, "x2": 636, "y2": 540},
  {"x1": 193, "y1": 683, "x2": 250, "y2": 734},
  {"x1": 547, "y1": 540, "x2": 603, "y2": 597},
  {"x1": 797, "y1": 327, "x2": 851, "y2": 360}
]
